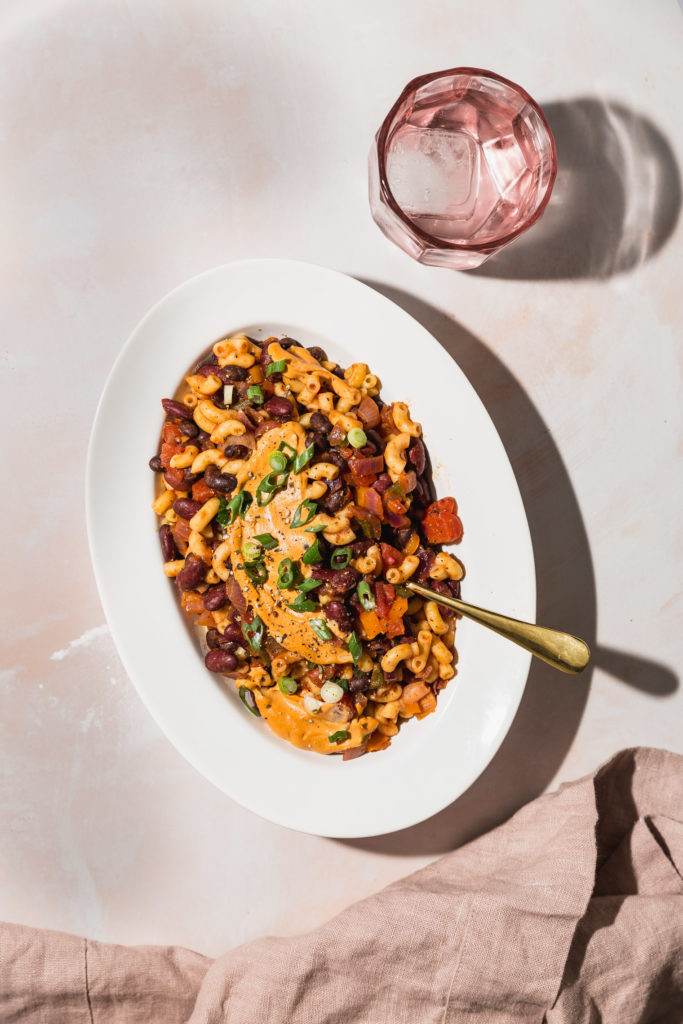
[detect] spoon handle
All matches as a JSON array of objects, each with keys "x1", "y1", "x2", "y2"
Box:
[{"x1": 406, "y1": 582, "x2": 590, "y2": 675}]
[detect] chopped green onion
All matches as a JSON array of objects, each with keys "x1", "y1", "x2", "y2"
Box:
[
  {"x1": 297, "y1": 577, "x2": 323, "y2": 593},
  {"x1": 217, "y1": 490, "x2": 251, "y2": 527},
  {"x1": 310, "y1": 617, "x2": 332, "y2": 641},
  {"x1": 302, "y1": 537, "x2": 323, "y2": 565},
  {"x1": 278, "y1": 440, "x2": 298, "y2": 461},
  {"x1": 241, "y1": 539, "x2": 263, "y2": 563},
  {"x1": 293, "y1": 443, "x2": 315, "y2": 474},
  {"x1": 305, "y1": 521, "x2": 327, "y2": 533},
  {"x1": 328, "y1": 729, "x2": 349, "y2": 744},
  {"x1": 256, "y1": 470, "x2": 289, "y2": 507},
  {"x1": 244, "y1": 561, "x2": 268, "y2": 585},
  {"x1": 223, "y1": 384, "x2": 234, "y2": 405},
  {"x1": 238, "y1": 685, "x2": 260, "y2": 716},
  {"x1": 277, "y1": 558, "x2": 295, "y2": 589},
  {"x1": 266, "y1": 358, "x2": 287, "y2": 377},
  {"x1": 292, "y1": 499, "x2": 317, "y2": 528},
  {"x1": 277, "y1": 676, "x2": 298, "y2": 695},
  {"x1": 269, "y1": 450, "x2": 288, "y2": 472},
  {"x1": 347, "y1": 427, "x2": 367, "y2": 449},
  {"x1": 330, "y1": 546, "x2": 352, "y2": 570},
  {"x1": 242, "y1": 616, "x2": 264, "y2": 651},
  {"x1": 348, "y1": 631, "x2": 362, "y2": 665},
  {"x1": 247, "y1": 385, "x2": 264, "y2": 405},
  {"x1": 254, "y1": 532, "x2": 278, "y2": 550},
  {"x1": 357, "y1": 580, "x2": 375, "y2": 611},
  {"x1": 286, "y1": 594, "x2": 316, "y2": 613}
]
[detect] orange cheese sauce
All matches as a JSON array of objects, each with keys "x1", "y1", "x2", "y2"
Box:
[
  {"x1": 254, "y1": 687, "x2": 377, "y2": 754},
  {"x1": 228, "y1": 422, "x2": 352, "y2": 666}
]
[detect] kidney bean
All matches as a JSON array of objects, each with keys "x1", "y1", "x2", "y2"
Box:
[
  {"x1": 304, "y1": 431, "x2": 326, "y2": 457},
  {"x1": 176, "y1": 557, "x2": 207, "y2": 591},
  {"x1": 311, "y1": 566, "x2": 358, "y2": 594},
  {"x1": 182, "y1": 470, "x2": 202, "y2": 487},
  {"x1": 415, "y1": 545, "x2": 436, "y2": 582},
  {"x1": 366, "y1": 635, "x2": 392, "y2": 658},
  {"x1": 329, "y1": 364, "x2": 344, "y2": 379},
  {"x1": 149, "y1": 454, "x2": 162, "y2": 472},
  {"x1": 349, "y1": 674, "x2": 371, "y2": 694},
  {"x1": 373, "y1": 472, "x2": 392, "y2": 494},
  {"x1": 196, "y1": 363, "x2": 220, "y2": 377},
  {"x1": 310, "y1": 412, "x2": 331, "y2": 434},
  {"x1": 265, "y1": 396, "x2": 293, "y2": 420},
  {"x1": 222, "y1": 444, "x2": 250, "y2": 460},
  {"x1": 307, "y1": 345, "x2": 328, "y2": 362},
  {"x1": 173, "y1": 498, "x2": 202, "y2": 520},
  {"x1": 449, "y1": 579, "x2": 461, "y2": 600},
  {"x1": 277, "y1": 337, "x2": 296, "y2": 350},
  {"x1": 254, "y1": 420, "x2": 279, "y2": 440},
  {"x1": 326, "y1": 476, "x2": 343, "y2": 494},
  {"x1": 161, "y1": 399, "x2": 190, "y2": 420},
  {"x1": 179, "y1": 418, "x2": 199, "y2": 439},
  {"x1": 408, "y1": 438, "x2": 426, "y2": 475},
  {"x1": 350, "y1": 539, "x2": 372, "y2": 557},
  {"x1": 322, "y1": 449, "x2": 347, "y2": 470},
  {"x1": 203, "y1": 583, "x2": 228, "y2": 611},
  {"x1": 193, "y1": 352, "x2": 217, "y2": 372},
  {"x1": 323, "y1": 599, "x2": 352, "y2": 633},
  {"x1": 164, "y1": 468, "x2": 186, "y2": 490},
  {"x1": 427, "y1": 580, "x2": 455, "y2": 617},
  {"x1": 158, "y1": 524, "x2": 178, "y2": 562},
  {"x1": 205, "y1": 649, "x2": 238, "y2": 673},
  {"x1": 383, "y1": 668, "x2": 401, "y2": 684},
  {"x1": 204, "y1": 465, "x2": 237, "y2": 494}
]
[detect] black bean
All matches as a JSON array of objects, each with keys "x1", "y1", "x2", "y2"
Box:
[
  {"x1": 173, "y1": 498, "x2": 202, "y2": 520},
  {"x1": 408, "y1": 438, "x2": 426, "y2": 475},
  {"x1": 323, "y1": 449, "x2": 347, "y2": 470},
  {"x1": 349, "y1": 674, "x2": 371, "y2": 694},
  {"x1": 265, "y1": 396, "x2": 293, "y2": 420},
  {"x1": 305, "y1": 431, "x2": 326, "y2": 456},
  {"x1": 204, "y1": 583, "x2": 228, "y2": 611},
  {"x1": 149, "y1": 454, "x2": 162, "y2": 472},
  {"x1": 366, "y1": 429, "x2": 383, "y2": 450},
  {"x1": 278, "y1": 337, "x2": 296, "y2": 350},
  {"x1": 310, "y1": 566, "x2": 358, "y2": 594},
  {"x1": 161, "y1": 399, "x2": 190, "y2": 420},
  {"x1": 366, "y1": 635, "x2": 391, "y2": 657},
  {"x1": 449, "y1": 579, "x2": 461, "y2": 600},
  {"x1": 158, "y1": 524, "x2": 178, "y2": 562},
  {"x1": 196, "y1": 363, "x2": 219, "y2": 377},
  {"x1": 329, "y1": 364, "x2": 345, "y2": 379},
  {"x1": 350, "y1": 539, "x2": 372, "y2": 557},
  {"x1": 182, "y1": 470, "x2": 202, "y2": 486},
  {"x1": 321, "y1": 485, "x2": 350, "y2": 514},
  {"x1": 179, "y1": 418, "x2": 199, "y2": 439},
  {"x1": 323, "y1": 599, "x2": 352, "y2": 633},
  {"x1": 221, "y1": 621, "x2": 244, "y2": 643},
  {"x1": 176, "y1": 557, "x2": 207, "y2": 591},
  {"x1": 395, "y1": 526, "x2": 413, "y2": 549},
  {"x1": 204, "y1": 465, "x2": 237, "y2": 494},
  {"x1": 373, "y1": 472, "x2": 392, "y2": 494},
  {"x1": 310, "y1": 411, "x2": 331, "y2": 434},
  {"x1": 222, "y1": 444, "x2": 250, "y2": 460},
  {"x1": 205, "y1": 649, "x2": 238, "y2": 673},
  {"x1": 307, "y1": 345, "x2": 328, "y2": 362},
  {"x1": 219, "y1": 365, "x2": 248, "y2": 383}
]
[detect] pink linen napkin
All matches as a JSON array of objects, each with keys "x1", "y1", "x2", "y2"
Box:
[{"x1": 1, "y1": 747, "x2": 681, "y2": 1023}]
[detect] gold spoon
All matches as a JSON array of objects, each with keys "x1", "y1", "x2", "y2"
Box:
[{"x1": 406, "y1": 581, "x2": 590, "y2": 674}]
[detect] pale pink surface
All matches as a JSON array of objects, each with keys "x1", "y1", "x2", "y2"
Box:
[{"x1": 1, "y1": 0, "x2": 681, "y2": 955}]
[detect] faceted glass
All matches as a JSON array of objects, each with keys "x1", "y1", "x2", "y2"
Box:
[{"x1": 369, "y1": 68, "x2": 557, "y2": 270}]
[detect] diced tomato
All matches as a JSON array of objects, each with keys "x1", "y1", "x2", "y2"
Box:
[
  {"x1": 160, "y1": 441, "x2": 184, "y2": 470},
  {"x1": 171, "y1": 518, "x2": 191, "y2": 544},
  {"x1": 380, "y1": 542, "x2": 402, "y2": 567},
  {"x1": 422, "y1": 497, "x2": 463, "y2": 544},
  {"x1": 356, "y1": 486, "x2": 384, "y2": 519},
  {"x1": 192, "y1": 478, "x2": 215, "y2": 503},
  {"x1": 374, "y1": 581, "x2": 395, "y2": 619},
  {"x1": 385, "y1": 617, "x2": 404, "y2": 638},
  {"x1": 161, "y1": 421, "x2": 183, "y2": 444}
]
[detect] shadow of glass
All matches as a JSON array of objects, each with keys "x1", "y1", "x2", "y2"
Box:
[{"x1": 472, "y1": 98, "x2": 681, "y2": 280}]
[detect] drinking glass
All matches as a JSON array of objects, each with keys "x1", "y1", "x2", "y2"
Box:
[{"x1": 369, "y1": 67, "x2": 557, "y2": 270}]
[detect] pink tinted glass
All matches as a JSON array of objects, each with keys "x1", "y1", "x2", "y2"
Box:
[{"x1": 369, "y1": 68, "x2": 557, "y2": 270}]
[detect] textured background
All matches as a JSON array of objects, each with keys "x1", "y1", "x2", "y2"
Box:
[{"x1": 1, "y1": 0, "x2": 681, "y2": 954}]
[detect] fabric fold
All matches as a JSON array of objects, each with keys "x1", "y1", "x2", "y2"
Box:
[{"x1": 0, "y1": 747, "x2": 681, "y2": 1023}]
